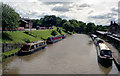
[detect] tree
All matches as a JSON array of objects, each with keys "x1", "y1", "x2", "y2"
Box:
[
  {"x1": 42, "y1": 15, "x2": 57, "y2": 27},
  {"x1": 56, "y1": 17, "x2": 62, "y2": 27},
  {"x1": 62, "y1": 21, "x2": 73, "y2": 32},
  {"x1": 96, "y1": 25, "x2": 108, "y2": 31},
  {"x1": 86, "y1": 22, "x2": 96, "y2": 33},
  {"x1": 60, "y1": 19, "x2": 67, "y2": 27},
  {"x1": 69, "y1": 19, "x2": 79, "y2": 28},
  {"x1": 2, "y1": 3, "x2": 20, "y2": 31}
]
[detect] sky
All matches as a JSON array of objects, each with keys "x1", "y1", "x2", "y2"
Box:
[{"x1": 1, "y1": 0, "x2": 119, "y2": 25}]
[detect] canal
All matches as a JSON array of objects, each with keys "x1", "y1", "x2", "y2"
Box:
[{"x1": 3, "y1": 34, "x2": 119, "y2": 74}]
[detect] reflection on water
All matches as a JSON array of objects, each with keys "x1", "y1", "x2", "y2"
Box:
[
  {"x1": 3, "y1": 34, "x2": 119, "y2": 74},
  {"x1": 98, "y1": 63, "x2": 112, "y2": 75}
]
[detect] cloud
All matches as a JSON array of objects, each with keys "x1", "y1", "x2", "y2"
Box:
[
  {"x1": 51, "y1": 3, "x2": 73, "y2": 12},
  {"x1": 88, "y1": 13, "x2": 117, "y2": 19},
  {"x1": 79, "y1": 3, "x2": 90, "y2": 7},
  {"x1": 1, "y1": 0, "x2": 119, "y2": 25},
  {"x1": 52, "y1": 6, "x2": 71, "y2": 12},
  {"x1": 88, "y1": 10, "x2": 94, "y2": 14},
  {"x1": 43, "y1": 2, "x2": 72, "y2": 5},
  {"x1": 111, "y1": 7, "x2": 118, "y2": 12}
]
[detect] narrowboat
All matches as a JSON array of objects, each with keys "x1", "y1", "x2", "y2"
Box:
[
  {"x1": 62, "y1": 34, "x2": 66, "y2": 39},
  {"x1": 97, "y1": 43, "x2": 113, "y2": 67},
  {"x1": 94, "y1": 38, "x2": 104, "y2": 46},
  {"x1": 17, "y1": 40, "x2": 46, "y2": 56},
  {"x1": 47, "y1": 35, "x2": 62, "y2": 44},
  {"x1": 90, "y1": 34, "x2": 97, "y2": 40}
]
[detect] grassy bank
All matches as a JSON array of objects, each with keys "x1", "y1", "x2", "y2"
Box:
[
  {"x1": 3, "y1": 48, "x2": 20, "y2": 56},
  {"x1": 2, "y1": 27, "x2": 67, "y2": 59},
  {"x1": 2, "y1": 48, "x2": 20, "y2": 61},
  {"x1": 2, "y1": 27, "x2": 67, "y2": 43}
]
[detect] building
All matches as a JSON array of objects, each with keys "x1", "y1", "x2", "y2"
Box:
[
  {"x1": 107, "y1": 21, "x2": 120, "y2": 34},
  {"x1": 19, "y1": 18, "x2": 33, "y2": 29}
]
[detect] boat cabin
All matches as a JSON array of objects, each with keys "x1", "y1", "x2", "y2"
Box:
[
  {"x1": 98, "y1": 43, "x2": 112, "y2": 58},
  {"x1": 20, "y1": 40, "x2": 46, "y2": 52}
]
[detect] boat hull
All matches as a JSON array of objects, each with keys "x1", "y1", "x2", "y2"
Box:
[
  {"x1": 47, "y1": 38, "x2": 62, "y2": 44},
  {"x1": 98, "y1": 56, "x2": 112, "y2": 68},
  {"x1": 17, "y1": 45, "x2": 46, "y2": 56}
]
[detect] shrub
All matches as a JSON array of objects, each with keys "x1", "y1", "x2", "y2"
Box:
[{"x1": 51, "y1": 30, "x2": 57, "y2": 36}]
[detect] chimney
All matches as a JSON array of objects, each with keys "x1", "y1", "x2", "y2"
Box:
[
  {"x1": 114, "y1": 21, "x2": 116, "y2": 24},
  {"x1": 110, "y1": 21, "x2": 113, "y2": 25}
]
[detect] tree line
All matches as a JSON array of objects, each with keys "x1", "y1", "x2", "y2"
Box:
[
  {"x1": 2, "y1": 3, "x2": 108, "y2": 33},
  {"x1": 32, "y1": 15, "x2": 107, "y2": 33}
]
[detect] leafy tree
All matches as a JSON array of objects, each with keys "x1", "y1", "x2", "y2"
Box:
[
  {"x1": 86, "y1": 22, "x2": 96, "y2": 33},
  {"x1": 60, "y1": 19, "x2": 67, "y2": 27},
  {"x1": 62, "y1": 21, "x2": 73, "y2": 32},
  {"x1": 2, "y1": 3, "x2": 20, "y2": 31},
  {"x1": 69, "y1": 19, "x2": 79, "y2": 28},
  {"x1": 56, "y1": 17, "x2": 62, "y2": 27},
  {"x1": 42, "y1": 15, "x2": 57, "y2": 27},
  {"x1": 96, "y1": 25, "x2": 108, "y2": 31},
  {"x1": 76, "y1": 21, "x2": 86, "y2": 33}
]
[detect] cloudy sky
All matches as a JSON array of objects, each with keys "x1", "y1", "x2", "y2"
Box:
[{"x1": 1, "y1": 0, "x2": 119, "y2": 25}]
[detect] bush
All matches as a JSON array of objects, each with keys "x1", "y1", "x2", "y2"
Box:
[
  {"x1": 23, "y1": 38, "x2": 30, "y2": 43},
  {"x1": 51, "y1": 30, "x2": 57, "y2": 36}
]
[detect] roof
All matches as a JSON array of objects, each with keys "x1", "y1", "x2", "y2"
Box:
[
  {"x1": 99, "y1": 43, "x2": 110, "y2": 50},
  {"x1": 95, "y1": 38, "x2": 104, "y2": 42},
  {"x1": 92, "y1": 34, "x2": 97, "y2": 37},
  {"x1": 26, "y1": 40, "x2": 45, "y2": 46},
  {"x1": 19, "y1": 19, "x2": 28, "y2": 23}
]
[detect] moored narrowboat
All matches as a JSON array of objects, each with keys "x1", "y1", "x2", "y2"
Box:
[
  {"x1": 17, "y1": 40, "x2": 46, "y2": 56},
  {"x1": 47, "y1": 35, "x2": 62, "y2": 44},
  {"x1": 94, "y1": 38, "x2": 104, "y2": 46},
  {"x1": 62, "y1": 34, "x2": 66, "y2": 39},
  {"x1": 97, "y1": 43, "x2": 113, "y2": 67},
  {"x1": 90, "y1": 34, "x2": 97, "y2": 40}
]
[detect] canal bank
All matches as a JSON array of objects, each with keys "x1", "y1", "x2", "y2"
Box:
[
  {"x1": 2, "y1": 27, "x2": 69, "y2": 59},
  {"x1": 3, "y1": 34, "x2": 119, "y2": 74},
  {"x1": 2, "y1": 34, "x2": 68, "y2": 59}
]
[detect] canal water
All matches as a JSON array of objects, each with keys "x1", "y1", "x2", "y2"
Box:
[{"x1": 2, "y1": 34, "x2": 119, "y2": 74}]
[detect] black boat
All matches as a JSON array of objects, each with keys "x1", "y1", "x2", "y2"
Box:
[
  {"x1": 97, "y1": 43, "x2": 113, "y2": 68},
  {"x1": 90, "y1": 34, "x2": 97, "y2": 40},
  {"x1": 94, "y1": 38, "x2": 104, "y2": 46},
  {"x1": 17, "y1": 40, "x2": 46, "y2": 56}
]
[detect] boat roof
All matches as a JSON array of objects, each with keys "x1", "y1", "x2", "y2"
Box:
[
  {"x1": 92, "y1": 34, "x2": 97, "y2": 37},
  {"x1": 49, "y1": 35, "x2": 62, "y2": 38},
  {"x1": 95, "y1": 38, "x2": 104, "y2": 41},
  {"x1": 26, "y1": 40, "x2": 45, "y2": 46},
  {"x1": 99, "y1": 43, "x2": 110, "y2": 50}
]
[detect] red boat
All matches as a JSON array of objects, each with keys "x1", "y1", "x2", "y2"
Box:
[{"x1": 47, "y1": 35, "x2": 63, "y2": 44}]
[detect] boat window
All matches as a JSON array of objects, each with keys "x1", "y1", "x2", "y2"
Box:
[
  {"x1": 36, "y1": 44, "x2": 38, "y2": 47},
  {"x1": 43, "y1": 42, "x2": 45, "y2": 44},
  {"x1": 37, "y1": 44, "x2": 39, "y2": 47},
  {"x1": 30, "y1": 45, "x2": 34, "y2": 50},
  {"x1": 21, "y1": 45, "x2": 30, "y2": 51},
  {"x1": 100, "y1": 50, "x2": 112, "y2": 56},
  {"x1": 98, "y1": 40, "x2": 103, "y2": 43},
  {"x1": 39, "y1": 43, "x2": 43, "y2": 46},
  {"x1": 34, "y1": 45, "x2": 36, "y2": 48}
]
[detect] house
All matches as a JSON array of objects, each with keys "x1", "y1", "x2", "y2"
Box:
[
  {"x1": 19, "y1": 18, "x2": 33, "y2": 29},
  {"x1": 107, "y1": 21, "x2": 120, "y2": 34}
]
